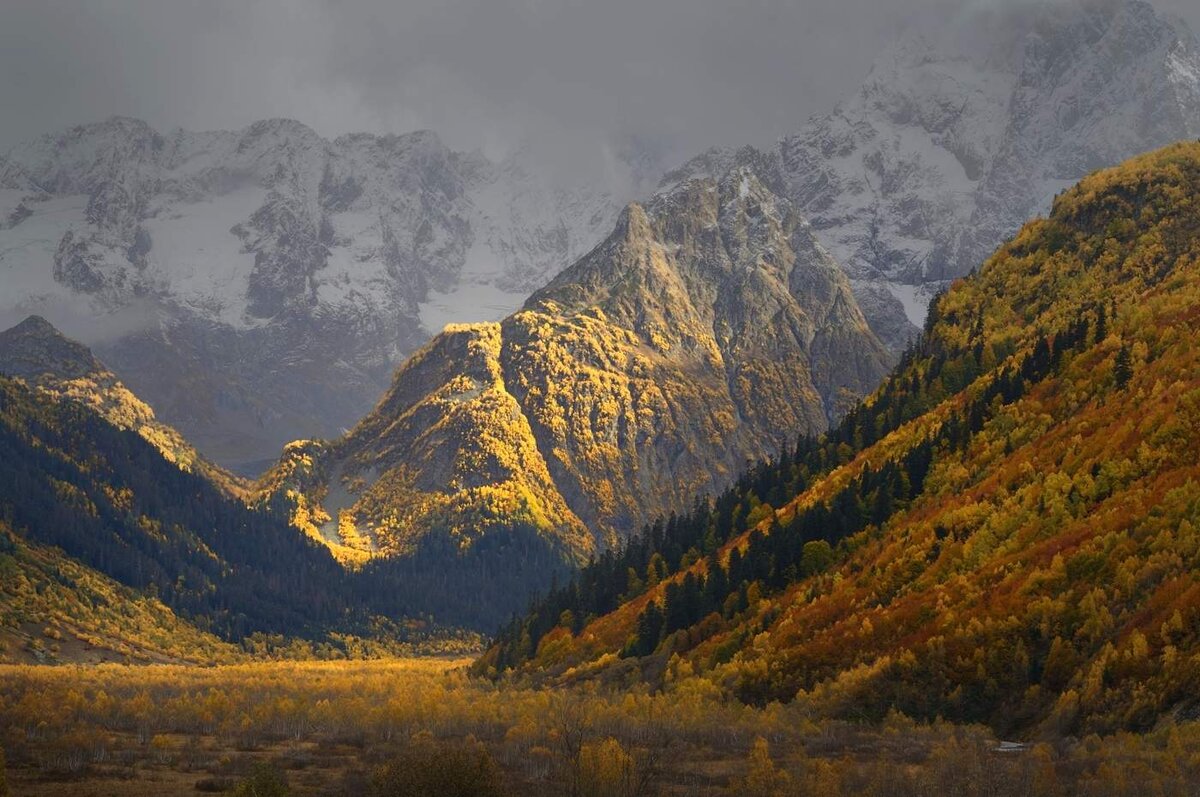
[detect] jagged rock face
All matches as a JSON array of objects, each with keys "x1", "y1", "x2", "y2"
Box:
[
  {"x1": 778, "y1": 0, "x2": 1200, "y2": 349},
  {"x1": 0, "y1": 118, "x2": 651, "y2": 472},
  {"x1": 0, "y1": 316, "x2": 243, "y2": 495},
  {"x1": 261, "y1": 156, "x2": 890, "y2": 559}
]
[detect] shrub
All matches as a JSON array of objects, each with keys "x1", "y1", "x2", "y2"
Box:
[
  {"x1": 232, "y1": 764, "x2": 289, "y2": 797},
  {"x1": 370, "y1": 739, "x2": 506, "y2": 797},
  {"x1": 730, "y1": 737, "x2": 793, "y2": 797},
  {"x1": 575, "y1": 737, "x2": 639, "y2": 797},
  {"x1": 194, "y1": 776, "x2": 235, "y2": 792}
]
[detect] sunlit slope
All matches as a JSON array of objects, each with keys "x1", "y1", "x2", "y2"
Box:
[
  {"x1": 0, "y1": 520, "x2": 240, "y2": 664},
  {"x1": 259, "y1": 158, "x2": 891, "y2": 628},
  {"x1": 486, "y1": 142, "x2": 1200, "y2": 736},
  {"x1": 0, "y1": 373, "x2": 360, "y2": 643},
  {"x1": 0, "y1": 315, "x2": 247, "y2": 497}
]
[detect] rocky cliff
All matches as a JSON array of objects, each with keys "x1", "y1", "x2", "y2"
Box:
[{"x1": 260, "y1": 154, "x2": 890, "y2": 571}]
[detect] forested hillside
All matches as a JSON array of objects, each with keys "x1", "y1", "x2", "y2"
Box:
[
  {"x1": 0, "y1": 315, "x2": 246, "y2": 497},
  {"x1": 0, "y1": 519, "x2": 242, "y2": 664},
  {"x1": 0, "y1": 369, "x2": 489, "y2": 655},
  {"x1": 481, "y1": 142, "x2": 1200, "y2": 736},
  {"x1": 0, "y1": 374, "x2": 359, "y2": 641}
]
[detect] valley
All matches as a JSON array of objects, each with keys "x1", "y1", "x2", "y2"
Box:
[
  {"x1": 4, "y1": 1, "x2": 1200, "y2": 794},
  {"x1": 6, "y1": 138, "x2": 1200, "y2": 795},
  {"x1": 3, "y1": 658, "x2": 1197, "y2": 796}
]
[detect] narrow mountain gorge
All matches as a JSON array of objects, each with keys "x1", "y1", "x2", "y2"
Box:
[
  {"x1": 0, "y1": 369, "x2": 355, "y2": 642},
  {"x1": 258, "y1": 154, "x2": 891, "y2": 625},
  {"x1": 483, "y1": 142, "x2": 1200, "y2": 737},
  {"x1": 0, "y1": 321, "x2": 251, "y2": 665},
  {"x1": 0, "y1": 327, "x2": 485, "y2": 659}
]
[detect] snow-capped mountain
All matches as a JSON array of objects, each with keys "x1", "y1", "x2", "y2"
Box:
[
  {"x1": 779, "y1": 0, "x2": 1200, "y2": 348},
  {"x1": 0, "y1": 117, "x2": 655, "y2": 471},
  {"x1": 2, "y1": 0, "x2": 1195, "y2": 471}
]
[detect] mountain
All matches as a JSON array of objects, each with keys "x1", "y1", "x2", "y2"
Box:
[
  {"x1": 777, "y1": 0, "x2": 1200, "y2": 350},
  {"x1": 482, "y1": 142, "x2": 1200, "y2": 737},
  {"x1": 258, "y1": 151, "x2": 891, "y2": 627},
  {"x1": 0, "y1": 350, "x2": 479, "y2": 657},
  {"x1": 0, "y1": 314, "x2": 244, "y2": 496},
  {"x1": 0, "y1": 356, "x2": 366, "y2": 641},
  {"x1": 0, "y1": 118, "x2": 656, "y2": 472},
  {"x1": 0, "y1": 518, "x2": 241, "y2": 664},
  {"x1": 3, "y1": 1, "x2": 1193, "y2": 471}
]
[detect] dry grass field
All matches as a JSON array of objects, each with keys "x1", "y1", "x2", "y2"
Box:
[{"x1": 2, "y1": 657, "x2": 1200, "y2": 795}]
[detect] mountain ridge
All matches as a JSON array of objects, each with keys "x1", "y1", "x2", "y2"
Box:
[
  {"x1": 257, "y1": 156, "x2": 892, "y2": 625},
  {"x1": 0, "y1": 116, "x2": 656, "y2": 471},
  {"x1": 3, "y1": 1, "x2": 1197, "y2": 472},
  {"x1": 481, "y1": 140, "x2": 1200, "y2": 736},
  {"x1": 0, "y1": 314, "x2": 246, "y2": 496},
  {"x1": 777, "y1": 0, "x2": 1200, "y2": 346}
]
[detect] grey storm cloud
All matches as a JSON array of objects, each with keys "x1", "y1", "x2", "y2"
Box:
[{"x1": 1, "y1": 0, "x2": 1198, "y2": 171}]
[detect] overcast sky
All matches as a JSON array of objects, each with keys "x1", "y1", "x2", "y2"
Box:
[{"x1": 2, "y1": 0, "x2": 1198, "y2": 172}]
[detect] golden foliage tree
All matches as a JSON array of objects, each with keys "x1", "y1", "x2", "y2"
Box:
[{"x1": 731, "y1": 737, "x2": 793, "y2": 797}]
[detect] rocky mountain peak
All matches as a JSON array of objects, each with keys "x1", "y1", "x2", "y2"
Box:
[
  {"x1": 241, "y1": 117, "x2": 321, "y2": 140},
  {"x1": 4, "y1": 116, "x2": 165, "y2": 196},
  {"x1": 260, "y1": 151, "x2": 892, "y2": 592},
  {"x1": 0, "y1": 315, "x2": 100, "y2": 380},
  {"x1": 527, "y1": 152, "x2": 880, "y2": 398},
  {"x1": 0, "y1": 315, "x2": 244, "y2": 494},
  {"x1": 0, "y1": 115, "x2": 648, "y2": 470}
]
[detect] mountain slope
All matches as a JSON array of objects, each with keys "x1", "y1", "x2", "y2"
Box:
[
  {"x1": 483, "y1": 141, "x2": 1200, "y2": 736},
  {"x1": 0, "y1": 314, "x2": 245, "y2": 496},
  {"x1": 779, "y1": 0, "x2": 1200, "y2": 348},
  {"x1": 0, "y1": 118, "x2": 655, "y2": 471},
  {"x1": 0, "y1": 366, "x2": 364, "y2": 641},
  {"x1": 0, "y1": 520, "x2": 241, "y2": 665},
  {"x1": 259, "y1": 154, "x2": 891, "y2": 627}
]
